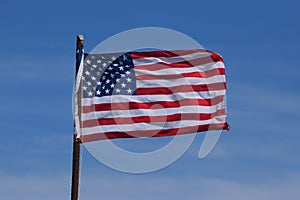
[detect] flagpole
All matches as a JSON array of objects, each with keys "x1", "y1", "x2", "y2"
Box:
[{"x1": 71, "y1": 34, "x2": 84, "y2": 200}]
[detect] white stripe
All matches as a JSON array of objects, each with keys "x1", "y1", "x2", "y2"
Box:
[
  {"x1": 136, "y1": 75, "x2": 225, "y2": 88},
  {"x1": 81, "y1": 103, "x2": 225, "y2": 121},
  {"x1": 74, "y1": 49, "x2": 84, "y2": 139},
  {"x1": 135, "y1": 62, "x2": 225, "y2": 75},
  {"x1": 81, "y1": 90, "x2": 226, "y2": 106},
  {"x1": 133, "y1": 52, "x2": 211, "y2": 66},
  {"x1": 81, "y1": 116, "x2": 226, "y2": 135}
]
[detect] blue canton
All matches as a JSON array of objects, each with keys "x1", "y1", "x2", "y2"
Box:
[{"x1": 82, "y1": 53, "x2": 136, "y2": 98}]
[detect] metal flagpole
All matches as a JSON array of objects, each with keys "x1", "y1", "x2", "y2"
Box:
[{"x1": 71, "y1": 34, "x2": 84, "y2": 200}]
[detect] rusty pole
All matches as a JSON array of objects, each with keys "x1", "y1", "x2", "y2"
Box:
[{"x1": 71, "y1": 34, "x2": 84, "y2": 200}]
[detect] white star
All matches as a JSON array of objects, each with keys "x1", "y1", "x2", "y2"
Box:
[
  {"x1": 113, "y1": 63, "x2": 118, "y2": 67},
  {"x1": 96, "y1": 90, "x2": 101, "y2": 95},
  {"x1": 82, "y1": 85, "x2": 87, "y2": 91},
  {"x1": 86, "y1": 60, "x2": 91, "y2": 64},
  {"x1": 126, "y1": 78, "x2": 132, "y2": 83},
  {"x1": 106, "y1": 79, "x2": 110, "y2": 84},
  {"x1": 108, "y1": 66, "x2": 113, "y2": 71},
  {"x1": 110, "y1": 74, "x2": 115, "y2": 78},
  {"x1": 96, "y1": 71, "x2": 101, "y2": 76},
  {"x1": 87, "y1": 81, "x2": 92, "y2": 86},
  {"x1": 88, "y1": 91, "x2": 93, "y2": 96},
  {"x1": 105, "y1": 89, "x2": 110, "y2": 94},
  {"x1": 92, "y1": 64, "x2": 97, "y2": 68},
  {"x1": 125, "y1": 71, "x2": 130, "y2": 75},
  {"x1": 102, "y1": 63, "x2": 107, "y2": 67},
  {"x1": 110, "y1": 83, "x2": 115, "y2": 88},
  {"x1": 102, "y1": 76, "x2": 106, "y2": 80},
  {"x1": 121, "y1": 74, "x2": 125, "y2": 77},
  {"x1": 127, "y1": 88, "x2": 132, "y2": 93},
  {"x1": 115, "y1": 88, "x2": 121, "y2": 93},
  {"x1": 91, "y1": 76, "x2": 96, "y2": 81},
  {"x1": 97, "y1": 60, "x2": 101, "y2": 63},
  {"x1": 111, "y1": 56, "x2": 116, "y2": 60},
  {"x1": 116, "y1": 78, "x2": 120, "y2": 83},
  {"x1": 97, "y1": 81, "x2": 101, "y2": 85},
  {"x1": 119, "y1": 66, "x2": 124, "y2": 71},
  {"x1": 121, "y1": 83, "x2": 126, "y2": 88},
  {"x1": 123, "y1": 55, "x2": 127, "y2": 60},
  {"x1": 82, "y1": 76, "x2": 85, "y2": 80},
  {"x1": 102, "y1": 85, "x2": 105, "y2": 89},
  {"x1": 125, "y1": 65, "x2": 130, "y2": 68},
  {"x1": 85, "y1": 71, "x2": 90, "y2": 75}
]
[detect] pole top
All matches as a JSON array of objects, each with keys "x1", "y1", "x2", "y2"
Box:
[{"x1": 76, "y1": 34, "x2": 84, "y2": 49}]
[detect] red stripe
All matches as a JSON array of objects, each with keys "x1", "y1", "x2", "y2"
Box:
[
  {"x1": 80, "y1": 123, "x2": 229, "y2": 143},
  {"x1": 131, "y1": 49, "x2": 211, "y2": 59},
  {"x1": 211, "y1": 52, "x2": 223, "y2": 63},
  {"x1": 82, "y1": 109, "x2": 226, "y2": 128},
  {"x1": 134, "y1": 55, "x2": 223, "y2": 71},
  {"x1": 82, "y1": 95, "x2": 225, "y2": 113},
  {"x1": 136, "y1": 83, "x2": 226, "y2": 95},
  {"x1": 136, "y1": 68, "x2": 225, "y2": 80}
]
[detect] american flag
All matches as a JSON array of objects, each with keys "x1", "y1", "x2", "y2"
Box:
[{"x1": 74, "y1": 49, "x2": 229, "y2": 143}]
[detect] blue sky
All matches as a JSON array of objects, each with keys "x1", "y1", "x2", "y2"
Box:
[{"x1": 0, "y1": 0, "x2": 300, "y2": 199}]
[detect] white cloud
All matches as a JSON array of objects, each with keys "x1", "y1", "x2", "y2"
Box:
[
  {"x1": 221, "y1": 82, "x2": 300, "y2": 161},
  {"x1": 230, "y1": 83, "x2": 300, "y2": 117},
  {"x1": 0, "y1": 174, "x2": 70, "y2": 200},
  {"x1": 1, "y1": 171, "x2": 299, "y2": 200},
  {"x1": 79, "y1": 173, "x2": 300, "y2": 200}
]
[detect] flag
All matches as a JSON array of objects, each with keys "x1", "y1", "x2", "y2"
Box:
[{"x1": 74, "y1": 49, "x2": 229, "y2": 143}]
